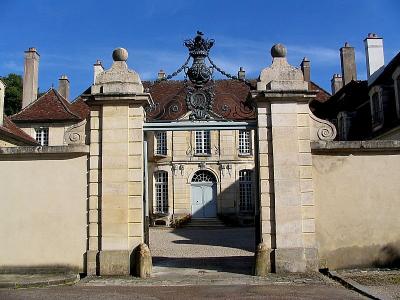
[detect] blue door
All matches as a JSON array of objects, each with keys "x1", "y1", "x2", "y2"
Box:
[{"x1": 191, "y1": 171, "x2": 217, "y2": 218}]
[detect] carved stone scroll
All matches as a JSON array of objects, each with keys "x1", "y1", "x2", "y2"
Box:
[
  {"x1": 309, "y1": 111, "x2": 337, "y2": 141},
  {"x1": 64, "y1": 120, "x2": 87, "y2": 145}
]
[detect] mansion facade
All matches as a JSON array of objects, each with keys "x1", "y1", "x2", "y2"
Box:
[{"x1": 1, "y1": 32, "x2": 399, "y2": 276}]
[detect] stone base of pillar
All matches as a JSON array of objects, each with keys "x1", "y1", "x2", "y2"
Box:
[
  {"x1": 273, "y1": 248, "x2": 318, "y2": 273},
  {"x1": 85, "y1": 250, "x2": 99, "y2": 276},
  {"x1": 99, "y1": 250, "x2": 130, "y2": 275},
  {"x1": 253, "y1": 242, "x2": 272, "y2": 276}
]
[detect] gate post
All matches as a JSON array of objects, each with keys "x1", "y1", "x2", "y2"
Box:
[
  {"x1": 85, "y1": 48, "x2": 151, "y2": 275},
  {"x1": 253, "y1": 44, "x2": 319, "y2": 272}
]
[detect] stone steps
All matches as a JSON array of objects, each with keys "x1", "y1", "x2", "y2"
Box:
[{"x1": 185, "y1": 218, "x2": 226, "y2": 228}]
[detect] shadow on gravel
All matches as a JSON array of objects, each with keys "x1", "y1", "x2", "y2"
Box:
[
  {"x1": 152, "y1": 256, "x2": 254, "y2": 275},
  {"x1": 170, "y1": 227, "x2": 256, "y2": 252}
]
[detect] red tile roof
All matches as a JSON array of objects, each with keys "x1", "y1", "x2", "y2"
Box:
[
  {"x1": 0, "y1": 115, "x2": 38, "y2": 145},
  {"x1": 144, "y1": 80, "x2": 256, "y2": 121},
  {"x1": 11, "y1": 88, "x2": 83, "y2": 123}
]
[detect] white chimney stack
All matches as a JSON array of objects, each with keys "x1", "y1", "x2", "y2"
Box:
[
  {"x1": 22, "y1": 47, "x2": 40, "y2": 109},
  {"x1": 93, "y1": 60, "x2": 104, "y2": 84},
  {"x1": 364, "y1": 33, "x2": 384, "y2": 82},
  {"x1": 0, "y1": 79, "x2": 5, "y2": 126}
]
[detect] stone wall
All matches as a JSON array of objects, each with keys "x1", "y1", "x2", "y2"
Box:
[
  {"x1": 312, "y1": 141, "x2": 400, "y2": 269},
  {"x1": 0, "y1": 146, "x2": 88, "y2": 272}
]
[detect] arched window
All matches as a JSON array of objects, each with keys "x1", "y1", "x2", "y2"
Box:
[
  {"x1": 239, "y1": 170, "x2": 253, "y2": 212},
  {"x1": 155, "y1": 171, "x2": 168, "y2": 213},
  {"x1": 191, "y1": 170, "x2": 216, "y2": 183}
]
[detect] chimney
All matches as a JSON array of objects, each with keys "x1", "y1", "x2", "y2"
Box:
[
  {"x1": 238, "y1": 67, "x2": 246, "y2": 80},
  {"x1": 364, "y1": 33, "x2": 384, "y2": 80},
  {"x1": 93, "y1": 60, "x2": 104, "y2": 84},
  {"x1": 331, "y1": 74, "x2": 343, "y2": 95},
  {"x1": 340, "y1": 42, "x2": 357, "y2": 86},
  {"x1": 0, "y1": 79, "x2": 5, "y2": 126},
  {"x1": 22, "y1": 47, "x2": 40, "y2": 108},
  {"x1": 58, "y1": 75, "x2": 70, "y2": 100},
  {"x1": 300, "y1": 57, "x2": 310, "y2": 82},
  {"x1": 157, "y1": 69, "x2": 166, "y2": 80}
]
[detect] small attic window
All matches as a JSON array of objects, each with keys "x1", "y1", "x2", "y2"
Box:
[
  {"x1": 35, "y1": 127, "x2": 49, "y2": 146},
  {"x1": 99, "y1": 86, "x2": 104, "y2": 93}
]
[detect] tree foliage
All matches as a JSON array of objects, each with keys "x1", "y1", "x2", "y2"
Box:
[{"x1": 0, "y1": 73, "x2": 23, "y2": 115}]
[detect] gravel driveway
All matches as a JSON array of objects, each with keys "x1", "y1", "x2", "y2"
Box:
[{"x1": 149, "y1": 227, "x2": 255, "y2": 274}]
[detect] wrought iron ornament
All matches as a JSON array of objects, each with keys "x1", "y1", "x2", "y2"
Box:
[
  {"x1": 146, "y1": 31, "x2": 254, "y2": 121},
  {"x1": 184, "y1": 31, "x2": 215, "y2": 120}
]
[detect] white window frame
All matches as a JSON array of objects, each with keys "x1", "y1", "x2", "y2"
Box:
[
  {"x1": 35, "y1": 127, "x2": 49, "y2": 146},
  {"x1": 194, "y1": 130, "x2": 211, "y2": 155},
  {"x1": 154, "y1": 171, "x2": 168, "y2": 214},
  {"x1": 369, "y1": 86, "x2": 384, "y2": 131},
  {"x1": 238, "y1": 130, "x2": 252, "y2": 156},
  {"x1": 239, "y1": 169, "x2": 253, "y2": 212},
  {"x1": 155, "y1": 131, "x2": 167, "y2": 156}
]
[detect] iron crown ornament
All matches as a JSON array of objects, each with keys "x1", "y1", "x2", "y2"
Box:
[{"x1": 184, "y1": 31, "x2": 215, "y2": 87}]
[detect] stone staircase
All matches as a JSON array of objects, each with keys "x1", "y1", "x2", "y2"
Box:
[{"x1": 185, "y1": 218, "x2": 226, "y2": 228}]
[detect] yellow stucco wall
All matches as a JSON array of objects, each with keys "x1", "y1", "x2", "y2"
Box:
[
  {"x1": 313, "y1": 153, "x2": 400, "y2": 269},
  {"x1": 0, "y1": 154, "x2": 87, "y2": 272}
]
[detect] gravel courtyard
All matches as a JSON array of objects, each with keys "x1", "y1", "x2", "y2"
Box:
[{"x1": 149, "y1": 227, "x2": 256, "y2": 275}]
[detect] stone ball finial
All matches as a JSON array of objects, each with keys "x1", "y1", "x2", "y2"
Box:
[
  {"x1": 112, "y1": 48, "x2": 128, "y2": 61},
  {"x1": 271, "y1": 43, "x2": 287, "y2": 58}
]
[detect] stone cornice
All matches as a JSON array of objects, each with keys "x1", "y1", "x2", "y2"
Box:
[
  {"x1": 0, "y1": 145, "x2": 89, "y2": 155},
  {"x1": 311, "y1": 140, "x2": 400, "y2": 153}
]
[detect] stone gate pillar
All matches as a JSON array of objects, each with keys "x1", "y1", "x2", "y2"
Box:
[
  {"x1": 253, "y1": 44, "x2": 336, "y2": 273},
  {"x1": 85, "y1": 48, "x2": 151, "y2": 275}
]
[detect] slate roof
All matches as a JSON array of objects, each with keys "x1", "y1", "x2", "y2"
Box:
[
  {"x1": 0, "y1": 115, "x2": 38, "y2": 145},
  {"x1": 11, "y1": 88, "x2": 83, "y2": 123}
]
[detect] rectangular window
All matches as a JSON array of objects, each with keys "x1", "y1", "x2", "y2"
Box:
[
  {"x1": 396, "y1": 77, "x2": 400, "y2": 117},
  {"x1": 239, "y1": 170, "x2": 253, "y2": 212},
  {"x1": 155, "y1": 171, "x2": 168, "y2": 213},
  {"x1": 372, "y1": 92, "x2": 383, "y2": 126},
  {"x1": 155, "y1": 131, "x2": 167, "y2": 156},
  {"x1": 195, "y1": 130, "x2": 211, "y2": 155},
  {"x1": 238, "y1": 130, "x2": 251, "y2": 155},
  {"x1": 35, "y1": 127, "x2": 49, "y2": 146}
]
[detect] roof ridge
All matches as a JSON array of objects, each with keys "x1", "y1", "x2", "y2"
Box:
[
  {"x1": 52, "y1": 88, "x2": 81, "y2": 119},
  {"x1": 11, "y1": 88, "x2": 53, "y2": 118}
]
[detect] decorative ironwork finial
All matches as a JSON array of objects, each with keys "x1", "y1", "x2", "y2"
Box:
[{"x1": 184, "y1": 31, "x2": 215, "y2": 87}]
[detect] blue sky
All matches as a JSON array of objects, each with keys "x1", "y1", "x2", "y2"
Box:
[{"x1": 1, "y1": 0, "x2": 399, "y2": 99}]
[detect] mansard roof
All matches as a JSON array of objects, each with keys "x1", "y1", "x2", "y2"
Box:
[
  {"x1": 0, "y1": 115, "x2": 38, "y2": 145},
  {"x1": 143, "y1": 80, "x2": 256, "y2": 121},
  {"x1": 11, "y1": 88, "x2": 83, "y2": 123}
]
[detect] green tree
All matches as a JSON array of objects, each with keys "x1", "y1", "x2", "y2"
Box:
[{"x1": 0, "y1": 73, "x2": 23, "y2": 115}]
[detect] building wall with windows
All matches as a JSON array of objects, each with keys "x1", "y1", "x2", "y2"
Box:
[
  {"x1": 18, "y1": 123, "x2": 76, "y2": 146},
  {"x1": 147, "y1": 129, "x2": 256, "y2": 224}
]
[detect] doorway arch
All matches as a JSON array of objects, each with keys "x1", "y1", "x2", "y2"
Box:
[{"x1": 191, "y1": 170, "x2": 217, "y2": 219}]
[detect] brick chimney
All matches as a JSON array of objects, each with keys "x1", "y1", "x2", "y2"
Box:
[
  {"x1": 22, "y1": 47, "x2": 40, "y2": 108},
  {"x1": 364, "y1": 33, "x2": 384, "y2": 81},
  {"x1": 300, "y1": 57, "x2": 310, "y2": 82},
  {"x1": 331, "y1": 74, "x2": 343, "y2": 95},
  {"x1": 93, "y1": 60, "x2": 104, "y2": 84},
  {"x1": 0, "y1": 79, "x2": 5, "y2": 126},
  {"x1": 340, "y1": 42, "x2": 357, "y2": 86},
  {"x1": 58, "y1": 75, "x2": 70, "y2": 100},
  {"x1": 238, "y1": 67, "x2": 246, "y2": 80}
]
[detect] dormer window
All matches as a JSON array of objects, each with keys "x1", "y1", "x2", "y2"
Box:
[
  {"x1": 35, "y1": 127, "x2": 49, "y2": 146},
  {"x1": 337, "y1": 111, "x2": 351, "y2": 140},
  {"x1": 369, "y1": 86, "x2": 384, "y2": 130},
  {"x1": 155, "y1": 131, "x2": 167, "y2": 156}
]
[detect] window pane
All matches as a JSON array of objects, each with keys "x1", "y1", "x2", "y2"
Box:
[
  {"x1": 239, "y1": 130, "x2": 251, "y2": 155},
  {"x1": 239, "y1": 170, "x2": 253, "y2": 212},
  {"x1": 35, "y1": 128, "x2": 49, "y2": 146},
  {"x1": 195, "y1": 130, "x2": 211, "y2": 154},
  {"x1": 155, "y1": 131, "x2": 167, "y2": 155},
  {"x1": 155, "y1": 171, "x2": 168, "y2": 213}
]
